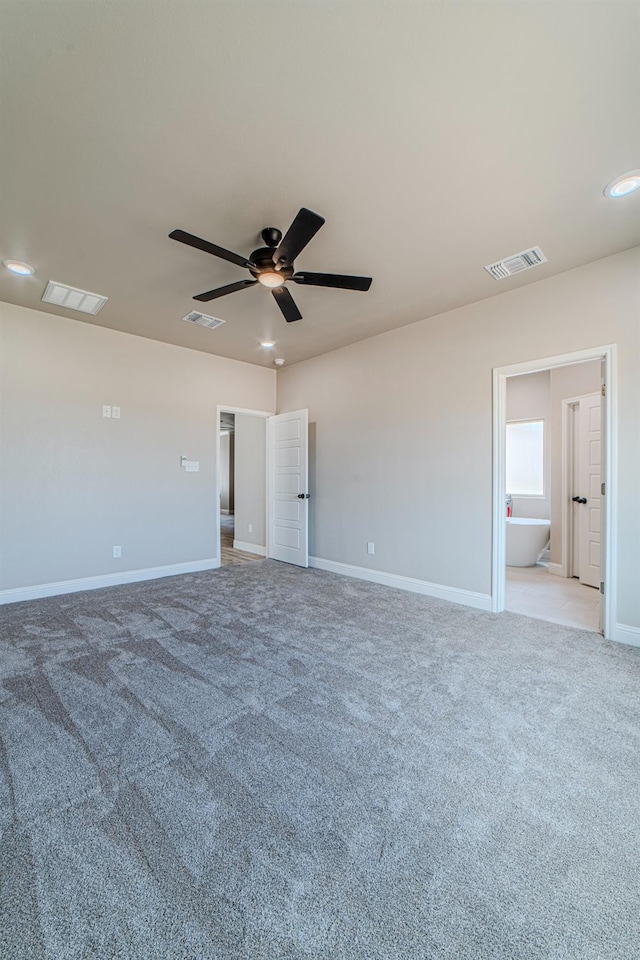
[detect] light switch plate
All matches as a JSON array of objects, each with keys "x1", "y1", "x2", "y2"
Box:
[
  {"x1": 102, "y1": 405, "x2": 111, "y2": 418},
  {"x1": 185, "y1": 461, "x2": 200, "y2": 472},
  {"x1": 112, "y1": 406, "x2": 120, "y2": 419}
]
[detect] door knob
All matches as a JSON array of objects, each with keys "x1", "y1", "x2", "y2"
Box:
[
  {"x1": 297, "y1": 493, "x2": 310, "y2": 499},
  {"x1": 572, "y1": 496, "x2": 587, "y2": 504}
]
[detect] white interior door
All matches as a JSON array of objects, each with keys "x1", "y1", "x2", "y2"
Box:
[
  {"x1": 267, "y1": 409, "x2": 309, "y2": 567},
  {"x1": 577, "y1": 393, "x2": 601, "y2": 588}
]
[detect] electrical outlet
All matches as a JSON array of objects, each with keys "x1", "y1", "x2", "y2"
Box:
[
  {"x1": 112, "y1": 406, "x2": 120, "y2": 419},
  {"x1": 102, "y1": 405, "x2": 111, "y2": 418},
  {"x1": 113, "y1": 545, "x2": 122, "y2": 558},
  {"x1": 367, "y1": 542, "x2": 375, "y2": 555},
  {"x1": 248, "y1": 524, "x2": 253, "y2": 534}
]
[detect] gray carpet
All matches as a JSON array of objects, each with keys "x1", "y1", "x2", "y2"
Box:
[{"x1": 1, "y1": 561, "x2": 639, "y2": 960}]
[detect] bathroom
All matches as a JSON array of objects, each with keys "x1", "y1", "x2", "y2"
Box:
[{"x1": 505, "y1": 360, "x2": 602, "y2": 632}]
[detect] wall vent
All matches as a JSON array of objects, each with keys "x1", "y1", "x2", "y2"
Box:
[
  {"x1": 182, "y1": 311, "x2": 225, "y2": 330},
  {"x1": 484, "y1": 246, "x2": 547, "y2": 281},
  {"x1": 42, "y1": 280, "x2": 108, "y2": 314}
]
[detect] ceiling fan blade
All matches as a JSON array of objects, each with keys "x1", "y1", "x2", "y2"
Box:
[
  {"x1": 272, "y1": 286, "x2": 302, "y2": 322},
  {"x1": 272, "y1": 208, "x2": 325, "y2": 267},
  {"x1": 193, "y1": 279, "x2": 257, "y2": 302},
  {"x1": 292, "y1": 271, "x2": 372, "y2": 291},
  {"x1": 170, "y1": 229, "x2": 254, "y2": 269}
]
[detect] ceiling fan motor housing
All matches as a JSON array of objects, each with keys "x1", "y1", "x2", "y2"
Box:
[
  {"x1": 249, "y1": 246, "x2": 293, "y2": 280},
  {"x1": 261, "y1": 227, "x2": 282, "y2": 248}
]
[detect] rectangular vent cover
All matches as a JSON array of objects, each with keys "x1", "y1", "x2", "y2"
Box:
[
  {"x1": 484, "y1": 246, "x2": 547, "y2": 280},
  {"x1": 182, "y1": 311, "x2": 225, "y2": 330},
  {"x1": 42, "y1": 280, "x2": 108, "y2": 314}
]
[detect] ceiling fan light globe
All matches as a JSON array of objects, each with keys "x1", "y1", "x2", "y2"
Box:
[{"x1": 258, "y1": 271, "x2": 286, "y2": 288}]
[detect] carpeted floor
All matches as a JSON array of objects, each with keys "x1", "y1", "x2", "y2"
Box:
[{"x1": 1, "y1": 561, "x2": 639, "y2": 960}]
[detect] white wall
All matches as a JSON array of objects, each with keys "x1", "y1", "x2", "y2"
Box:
[
  {"x1": 0, "y1": 303, "x2": 276, "y2": 592},
  {"x1": 506, "y1": 370, "x2": 551, "y2": 521},
  {"x1": 233, "y1": 414, "x2": 266, "y2": 549},
  {"x1": 277, "y1": 248, "x2": 640, "y2": 631}
]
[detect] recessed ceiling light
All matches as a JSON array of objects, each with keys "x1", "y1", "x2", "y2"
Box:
[
  {"x1": 604, "y1": 170, "x2": 640, "y2": 198},
  {"x1": 260, "y1": 340, "x2": 275, "y2": 348},
  {"x1": 274, "y1": 358, "x2": 285, "y2": 366},
  {"x1": 3, "y1": 259, "x2": 35, "y2": 276}
]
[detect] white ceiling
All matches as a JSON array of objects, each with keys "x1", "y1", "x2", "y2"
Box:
[{"x1": 1, "y1": 1, "x2": 638, "y2": 368}]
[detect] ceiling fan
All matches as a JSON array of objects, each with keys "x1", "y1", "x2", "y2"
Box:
[{"x1": 169, "y1": 207, "x2": 372, "y2": 323}]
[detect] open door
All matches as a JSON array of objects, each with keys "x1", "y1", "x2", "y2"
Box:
[
  {"x1": 267, "y1": 409, "x2": 309, "y2": 567},
  {"x1": 576, "y1": 392, "x2": 602, "y2": 589}
]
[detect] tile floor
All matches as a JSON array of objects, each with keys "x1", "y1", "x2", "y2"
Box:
[{"x1": 506, "y1": 563, "x2": 601, "y2": 633}]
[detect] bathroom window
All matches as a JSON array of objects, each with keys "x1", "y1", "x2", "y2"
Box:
[{"x1": 506, "y1": 419, "x2": 544, "y2": 497}]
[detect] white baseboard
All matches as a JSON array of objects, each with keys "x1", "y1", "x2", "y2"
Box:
[
  {"x1": 548, "y1": 562, "x2": 567, "y2": 577},
  {"x1": 612, "y1": 623, "x2": 640, "y2": 648},
  {"x1": 309, "y1": 556, "x2": 492, "y2": 611},
  {"x1": 232, "y1": 540, "x2": 266, "y2": 556},
  {"x1": 0, "y1": 558, "x2": 221, "y2": 605}
]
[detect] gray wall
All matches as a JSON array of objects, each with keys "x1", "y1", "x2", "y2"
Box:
[
  {"x1": 277, "y1": 248, "x2": 640, "y2": 630},
  {"x1": 219, "y1": 431, "x2": 235, "y2": 513},
  {"x1": 0, "y1": 303, "x2": 275, "y2": 590},
  {"x1": 233, "y1": 414, "x2": 266, "y2": 549},
  {"x1": 506, "y1": 370, "x2": 551, "y2": 521}
]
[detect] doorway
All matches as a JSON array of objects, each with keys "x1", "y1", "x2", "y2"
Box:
[
  {"x1": 493, "y1": 346, "x2": 617, "y2": 639},
  {"x1": 216, "y1": 405, "x2": 311, "y2": 570},
  {"x1": 217, "y1": 406, "x2": 272, "y2": 567}
]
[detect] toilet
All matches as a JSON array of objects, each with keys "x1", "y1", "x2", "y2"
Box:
[{"x1": 506, "y1": 517, "x2": 550, "y2": 567}]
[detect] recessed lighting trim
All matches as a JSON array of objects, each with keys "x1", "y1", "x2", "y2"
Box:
[
  {"x1": 604, "y1": 169, "x2": 640, "y2": 198},
  {"x1": 3, "y1": 259, "x2": 35, "y2": 276},
  {"x1": 274, "y1": 358, "x2": 285, "y2": 366},
  {"x1": 260, "y1": 340, "x2": 276, "y2": 348}
]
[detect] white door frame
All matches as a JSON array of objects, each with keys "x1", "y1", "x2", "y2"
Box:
[
  {"x1": 492, "y1": 345, "x2": 617, "y2": 639},
  {"x1": 215, "y1": 405, "x2": 274, "y2": 564}
]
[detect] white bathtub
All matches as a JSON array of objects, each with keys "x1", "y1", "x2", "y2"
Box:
[{"x1": 506, "y1": 517, "x2": 550, "y2": 567}]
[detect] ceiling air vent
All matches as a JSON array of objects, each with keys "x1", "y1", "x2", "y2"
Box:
[
  {"x1": 484, "y1": 246, "x2": 547, "y2": 281},
  {"x1": 42, "y1": 280, "x2": 108, "y2": 314},
  {"x1": 182, "y1": 311, "x2": 225, "y2": 330}
]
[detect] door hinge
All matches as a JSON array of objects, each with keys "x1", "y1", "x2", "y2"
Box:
[
  {"x1": 601, "y1": 383, "x2": 606, "y2": 397},
  {"x1": 601, "y1": 482, "x2": 605, "y2": 496},
  {"x1": 600, "y1": 581, "x2": 605, "y2": 595}
]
